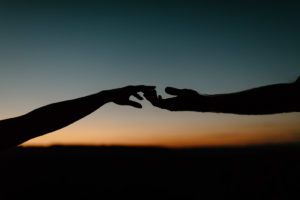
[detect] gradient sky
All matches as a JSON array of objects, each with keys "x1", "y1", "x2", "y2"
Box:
[{"x1": 0, "y1": 0, "x2": 299, "y2": 147}]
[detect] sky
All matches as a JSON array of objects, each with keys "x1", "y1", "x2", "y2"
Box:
[{"x1": 0, "y1": 0, "x2": 299, "y2": 147}]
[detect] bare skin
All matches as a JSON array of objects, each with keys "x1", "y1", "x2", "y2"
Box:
[
  {"x1": 0, "y1": 85, "x2": 155, "y2": 150},
  {"x1": 1, "y1": 77, "x2": 299, "y2": 150},
  {"x1": 144, "y1": 77, "x2": 300, "y2": 114}
]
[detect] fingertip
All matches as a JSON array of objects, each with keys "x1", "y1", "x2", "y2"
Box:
[
  {"x1": 165, "y1": 87, "x2": 180, "y2": 95},
  {"x1": 136, "y1": 104, "x2": 142, "y2": 108},
  {"x1": 131, "y1": 104, "x2": 142, "y2": 109},
  {"x1": 134, "y1": 93, "x2": 143, "y2": 100},
  {"x1": 165, "y1": 86, "x2": 174, "y2": 91},
  {"x1": 128, "y1": 100, "x2": 143, "y2": 108}
]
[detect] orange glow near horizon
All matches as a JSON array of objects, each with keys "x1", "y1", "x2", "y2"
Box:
[
  {"x1": 1, "y1": 0, "x2": 300, "y2": 149},
  {"x1": 21, "y1": 129, "x2": 300, "y2": 148},
  {"x1": 21, "y1": 108, "x2": 300, "y2": 147}
]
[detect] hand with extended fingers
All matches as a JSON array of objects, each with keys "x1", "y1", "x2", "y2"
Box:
[
  {"x1": 0, "y1": 75, "x2": 299, "y2": 150},
  {"x1": 102, "y1": 85, "x2": 156, "y2": 108},
  {"x1": 0, "y1": 85, "x2": 155, "y2": 150},
  {"x1": 144, "y1": 87, "x2": 207, "y2": 111},
  {"x1": 144, "y1": 76, "x2": 300, "y2": 114}
]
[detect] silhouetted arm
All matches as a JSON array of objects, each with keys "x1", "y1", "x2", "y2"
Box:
[
  {"x1": 0, "y1": 85, "x2": 154, "y2": 150},
  {"x1": 145, "y1": 77, "x2": 300, "y2": 114}
]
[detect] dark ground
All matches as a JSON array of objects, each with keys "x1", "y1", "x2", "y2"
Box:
[{"x1": 0, "y1": 144, "x2": 299, "y2": 200}]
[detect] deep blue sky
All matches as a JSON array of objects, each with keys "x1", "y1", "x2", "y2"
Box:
[{"x1": 0, "y1": 0, "x2": 299, "y2": 146}]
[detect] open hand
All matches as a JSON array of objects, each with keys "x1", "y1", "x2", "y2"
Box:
[
  {"x1": 103, "y1": 85, "x2": 156, "y2": 108},
  {"x1": 144, "y1": 87, "x2": 204, "y2": 111}
]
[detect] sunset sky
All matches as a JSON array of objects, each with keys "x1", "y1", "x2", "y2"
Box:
[{"x1": 0, "y1": 0, "x2": 299, "y2": 147}]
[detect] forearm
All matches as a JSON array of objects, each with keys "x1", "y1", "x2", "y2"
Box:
[
  {"x1": 203, "y1": 82, "x2": 299, "y2": 114},
  {"x1": 22, "y1": 91, "x2": 112, "y2": 138},
  {"x1": 0, "y1": 91, "x2": 111, "y2": 149}
]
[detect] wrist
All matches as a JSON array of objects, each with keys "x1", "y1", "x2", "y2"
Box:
[
  {"x1": 96, "y1": 90, "x2": 114, "y2": 104},
  {"x1": 196, "y1": 94, "x2": 215, "y2": 112}
]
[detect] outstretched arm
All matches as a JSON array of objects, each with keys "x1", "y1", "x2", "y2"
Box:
[
  {"x1": 144, "y1": 77, "x2": 300, "y2": 114},
  {"x1": 0, "y1": 85, "x2": 154, "y2": 150}
]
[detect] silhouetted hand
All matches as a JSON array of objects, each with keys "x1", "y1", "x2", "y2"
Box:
[
  {"x1": 144, "y1": 75, "x2": 300, "y2": 114},
  {"x1": 144, "y1": 87, "x2": 205, "y2": 111},
  {"x1": 0, "y1": 85, "x2": 156, "y2": 150},
  {"x1": 103, "y1": 85, "x2": 156, "y2": 108}
]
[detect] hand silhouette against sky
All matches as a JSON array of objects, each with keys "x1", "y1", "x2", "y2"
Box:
[
  {"x1": 144, "y1": 76, "x2": 300, "y2": 115},
  {"x1": 0, "y1": 76, "x2": 299, "y2": 150},
  {"x1": 144, "y1": 87, "x2": 207, "y2": 112},
  {"x1": 102, "y1": 85, "x2": 151, "y2": 108},
  {"x1": 0, "y1": 85, "x2": 154, "y2": 150}
]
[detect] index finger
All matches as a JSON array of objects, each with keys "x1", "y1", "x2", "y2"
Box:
[{"x1": 165, "y1": 87, "x2": 183, "y2": 96}]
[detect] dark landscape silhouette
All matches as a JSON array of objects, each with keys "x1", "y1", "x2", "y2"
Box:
[
  {"x1": 1, "y1": 1, "x2": 299, "y2": 199},
  {"x1": 1, "y1": 144, "x2": 299, "y2": 200},
  {"x1": 0, "y1": 77, "x2": 299, "y2": 200}
]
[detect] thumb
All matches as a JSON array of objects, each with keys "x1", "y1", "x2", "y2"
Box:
[{"x1": 165, "y1": 87, "x2": 183, "y2": 96}]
